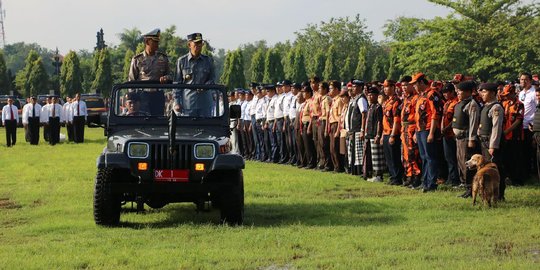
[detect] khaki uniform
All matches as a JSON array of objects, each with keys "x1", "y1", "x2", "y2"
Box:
[{"x1": 128, "y1": 51, "x2": 172, "y2": 81}]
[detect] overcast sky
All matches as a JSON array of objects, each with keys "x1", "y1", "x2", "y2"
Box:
[{"x1": 4, "y1": 0, "x2": 452, "y2": 54}]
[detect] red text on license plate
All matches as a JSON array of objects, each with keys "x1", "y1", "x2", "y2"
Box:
[{"x1": 154, "y1": 169, "x2": 189, "y2": 182}]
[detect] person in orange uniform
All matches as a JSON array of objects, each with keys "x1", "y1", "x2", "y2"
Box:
[
  {"x1": 440, "y1": 83, "x2": 460, "y2": 187},
  {"x1": 382, "y1": 80, "x2": 404, "y2": 185},
  {"x1": 500, "y1": 84, "x2": 525, "y2": 185},
  {"x1": 328, "y1": 80, "x2": 345, "y2": 172},
  {"x1": 400, "y1": 76, "x2": 422, "y2": 188},
  {"x1": 412, "y1": 73, "x2": 443, "y2": 192}
]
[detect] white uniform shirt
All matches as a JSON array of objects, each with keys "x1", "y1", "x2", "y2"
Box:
[
  {"x1": 22, "y1": 103, "x2": 42, "y2": 124},
  {"x1": 282, "y1": 92, "x2": 293, "y2": 118},
  {"x1": 63, "y1": 102, "x2": 73, "y2": 123},
  {"x1": 243, "y1": 99, "x2": 254, "y2": 121},
  {"x1": 41, "y1": 103, "x2": 65, "y2": 123},
  {"x1": 289, "y1": 94, "x2": 298, "y2": 120},
  {"x1": 266, "y1": 95, "x2": 277, "y2": 121},
  {"x1": 249, "y1": 96, "x2": 259, "y2": 116},
  {"x1": 273, "y1": 93, "x2": 286, "y2": 119},
  {"x1": 240, "y1": 100, "x2": 248, "y2": 121},
  {"x1": 2, "y1": 104, "x2": 19, "y2": 125},
  {"x1": 255, "y1": 97, "x2": 267, "y2": 120},
  {"x1": 519, "y1": 86, "x2": 537, "y2": 128},
  {"x1": 71, "y1": 100, "x2": 88, "y2": 118}
]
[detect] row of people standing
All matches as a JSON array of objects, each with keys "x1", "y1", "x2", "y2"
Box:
[
  {"x1": 229, "y1": 72, "x2": 540, "y2": 201},
  {"x1": 1, "y1": 93, "x2": 87, "y2": 147}
]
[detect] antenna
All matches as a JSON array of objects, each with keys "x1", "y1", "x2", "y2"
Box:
[{"x1": 0, "y1": 0, "x2": 5, "y2": 47}]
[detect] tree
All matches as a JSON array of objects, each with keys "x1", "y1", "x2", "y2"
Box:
[
  {"x1": 27, "y1": 57, "x2": 49, "y2": 96},
  {"x1": 354, "y1": 46, "x2": 368, "y2": 80},
  {"x1": 323, "y1": 44, "x2": 340, "y2": 81},
  {"x1": 117, "y1": 28, "x2": 142, "y2": 52},
  {"x1": 220, "y1": 49, "x2": 245, "y2": 90},
  {"x1": 0, "y1": 51, "x2": 9, "y2": 94},
  {"x1": 371, "y1": 55, "x2": 387, "y2": 82},
  {"x1": 60, "y1": 51, "x2": 83, "y2": 97},
  {"x1": 122, "y1": 49, "x2": 134, "y2": 81},
  {"x1": 291, "y1": 47, "x2": 307, "y2": 83},
  {"x1": 310, "y1": 50, "x2": 325, "y2": 78},
  {"x1": 15, "y1": 50, "x2": 39, "y2": 96},
  {"x1": 340, "y1": 56, "x2": 355, "y2": 82},
  {"x1": 263, "y1": 48, "x2": 284, "y2": 83},
  {"x1": 91, "y1": 49, "x2": 113, "y2": 96},
  {"x1": 250, "y1": 48, "x2": 265, "y2": 83}
]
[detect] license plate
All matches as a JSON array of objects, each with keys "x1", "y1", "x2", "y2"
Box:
[{"x1": 154, "y1": 169, "x2": 189, "y2": 182}]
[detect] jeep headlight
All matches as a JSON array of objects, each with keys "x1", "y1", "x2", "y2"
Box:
[
  {"x1": 194, "y1": 143, "x2": 215, "y2": 159},
  {"x1": 128, "y1": 142, "x2": 149, "y2": 158}
]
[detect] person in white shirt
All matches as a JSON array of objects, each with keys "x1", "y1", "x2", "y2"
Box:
[
  {"x1": 45, "y1": 96, "x2": 64, "y2": 145},
  {"x1": 2, "y1": 97, "x2": 18, "y2": 147},
  {"x1": 518, "y1": 72, "x2": 538, "y2": 176},
  {"x1": 40, "y1": 96, "x2": 52, "y2": 142},
  {"x1": 237, "y1": 90, "x2": 248, "y2": 157},
  {"x1": 71, "y1": 93, "x2": 88, "y2": 143},
  {"x1": 274, "y1": 81, "x2": 289, "y2": 163},
  {"x1": 22, "y1": 96, "x2": 42, "y2": 145},
  {"x1": 62, "y1": 97, "x2": 74, "y2": 142},
  {"x1": 254, "y1": 87, "x2": 268, "y2": 161},
  {"x1": 243, "y1": 91, "x2": 255, "y2": 159},
  {"x1": 22, "y1": 97, "x2": 32, "y2": 142},
  {"x1": 287, "y1": 83, "x2": 300, "y2": 165},
  {"x1": 265, "y1": 85, "x2": 279, "y2": 162}
]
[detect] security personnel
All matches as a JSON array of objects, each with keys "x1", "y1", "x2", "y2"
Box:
[
  {"x1": 128, "y1": 28, "x2": 172, "y2": 82},
  {"x1": 62, "y1": 97, "x2": 74, "y2": 142},
  {"x1": 382, "y1": 79, "x2": 404, "y2": 185},
  {"x1": 400, "y1": 76, "x2": 422, "y2": 188},
  {"x1": 412, "y1": 73, "x2": 443, "y2": 192},
  {"x1": 249, "y1": 83, "x2": 260, "y2": 160},
  {"x1": 289, "y1": 83, "x2": 301, "y2": 165},
  {"x1": 254, "y1": 87, "x2": 268, "y2": 162},
  {"x1": 452, "y1": 81, "x2": 480, "y2": 197},
  {"x1": 265, "y1": 85, "x2": 279, "y2": 163},
  {"x1": 346, "y1": 80, "x2": 368, "y2": 176},
  {"x1": 441, "y1": 83, "x2": 460, "y2": 187},
  {"x1": 500, "y1": 84, "x2": 525, "y2": 185},
  {"x1": 71, "y1": 93, "x2": 87, "y2": 143},
  {"x1": 22, "y1": 96, "x2": 42, "y2": 145},
  {"x1": 2, "y1": 97, "x2": 18, "y2": 147},
  {"x1": 274, "y1": 81, "x2": 288, "y2": 163},
  {"x1": 44, "y1": 96, "x2": 64, "y2": 145},
  {"x1": 478, "y1": 82, "x2": 505, "y2": 200}
]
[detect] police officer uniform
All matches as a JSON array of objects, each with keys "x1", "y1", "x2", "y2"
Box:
[
  {"x1": 22, "y1": 97, "x2": 42, "y2": 145},
  {"x1": 274, "y1": 82, "x2": 288, "y2": 163},
  {"x1": 265, "y1": 85, "x2": 279, "y2": 163},
  {"x1": 128, "y1": 29, "x2": 172, "y2": 82},
  {"x1": 254, "y1": 88, "x2": 268, "y2": 161}
]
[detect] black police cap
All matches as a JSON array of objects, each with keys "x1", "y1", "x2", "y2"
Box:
[
  {"x1": 456, "y1": 80, "x2": 476, "y2": 92},
  {"x1": 282, "y1": 80, "x2": 292, "y2": 86},
  {"x1": 367, "y1": 87, "x2": 380, "y2": 94},
  {"x1": 479, "y1": 82, "x2": 498, "y2": 92}
]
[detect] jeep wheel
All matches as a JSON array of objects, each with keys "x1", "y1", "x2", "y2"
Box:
[
  {"x1": 93, "y1": 168, "x2": 121, "y2": 226},
  {"x1": 220, "y1": 170, "x2": 244, "y2": 226}
]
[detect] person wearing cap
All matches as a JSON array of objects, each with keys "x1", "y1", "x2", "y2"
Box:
[
  {"x1": 121, "y1": 92, "x2": 148, "y2": 116},
  {"x1": 500, "y1": 84, "x2": 525, "y2": 185},
  {"x1": 452, "y1": 80, "x2": 480, "y2": 197},
  {"x1": 274, "y1": 81, "x2": 289, "y2": 164},
  {"x1": 478, "y1": 82, "x2": 506, "y2": 200},
  {"x1": 518, "y1": 72, "x2": 537, "y2": 178},
  {"x1": 301, "y1": 85, "x2": 317, "y2": 169},
  {"x1": 128, "y1": 28, "x2": 172, "y2": 82},
  {"x1": 440, "y1": 83, "x2": 460, "y2": 187},
  {"x1": 346, "y1": 80, "x2": 368, "y2": 176},
  {"x1": 2, "y1": 97, "x2": 18, "y2": 147},
  {"x1": 294, "y1": 85, "x2": 307, "y2": 167},
  {"x1": 364, "y1": 87, "x2": 385, "y2": 182},
  {"x1": 328, "y1": 80, "x2": 345, "y2": 172},
  {"x1": 308, "y1": 76, "x2": 322, "y2": 168},
  {"x1": 412, "y1": 73, "x2": 443, "y2": 192},
  {"x1": 242, "y1": 90, "x2": 255, "y2": 159},
  {"x1": 264, "y1": 85, "x2": 280, "y2": 163},
  {"x1": 382, "y1": 79, "x2": 404, "y2": 185},
  {"x1": 174, "y1": 33, "x2": 215, "y2": 117},
  {"x1": 399, "y1": 76, "x2": 421, "y2": 187},
  {"x1": 22, "y1": 96, "x2": 42, "y2": 145},
  {"x1": 254, "y1": 87, "x2": 268, "y2": 162},
  {"x1": 283, "y1": 80, "x2": 297, "y2": 165},
  {"x1": 317, "y1": 82, "x2": 333, "y2": 171}
]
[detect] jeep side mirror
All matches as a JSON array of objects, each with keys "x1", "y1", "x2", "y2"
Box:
[{"x1": 229, "y1": 104, "x2": 241, "y2": 118}]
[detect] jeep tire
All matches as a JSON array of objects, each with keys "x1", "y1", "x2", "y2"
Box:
[
  {"x1": 93, "y1": 168, "x2": 121, "y2": 226},
  {"x1": 220, "y1": 170, "x2": 244, "y2": 225}
]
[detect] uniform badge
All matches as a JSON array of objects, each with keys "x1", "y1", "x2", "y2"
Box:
[
  {"x1": 185, "y1": 74, "x2": 192, "y2": 81},
  {"x1": 452, "y1": 117, "x2": 456, "y2": 122},
  {"x1": 494, "y1": 109, "x2": 500, "y2": 117},
  {"x1": 434, "y1": 96, "x2": 439, "y2": 101},
  {"x1": 420, "y1": 104, "x2": 425, "y2": 110},
  {"x1": 386, "y1": 111, "x2": 391, "y2": 116}
]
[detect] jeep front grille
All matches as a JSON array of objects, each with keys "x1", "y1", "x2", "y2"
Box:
[{"x1": 150, "y1": 143, "x2": 192, "y2": 169}]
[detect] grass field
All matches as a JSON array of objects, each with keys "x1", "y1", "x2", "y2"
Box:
[{"x1": 1, "y1": 127, "x2": 540, "y2": 269}]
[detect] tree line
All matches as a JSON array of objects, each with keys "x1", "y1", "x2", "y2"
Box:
[{"x1": 2, "y1": 0, "x2": 539, "y2": 97}]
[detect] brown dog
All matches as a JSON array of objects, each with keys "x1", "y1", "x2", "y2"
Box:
[{"x1": 465, "y1": 154, "x2": 500, "y2": 207}]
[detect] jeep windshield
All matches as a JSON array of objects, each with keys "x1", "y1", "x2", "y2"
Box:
[{"x1": 115, "y1": 87, "x2": 225, "y2": 118}]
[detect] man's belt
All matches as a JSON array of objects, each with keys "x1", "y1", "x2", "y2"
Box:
[
  {"x1": 275, "y1": 117, "x2": 284, "y2": 121},
  {"x1": 256, "y1": 118, "x2": 266, "y2": 124}
]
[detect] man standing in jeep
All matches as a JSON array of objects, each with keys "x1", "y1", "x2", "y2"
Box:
[
  {"x1": 175, "y1": 33, "x2": 215, "y2": 117},
  {"x1": 128, "y1": 28, "x2": 172, "y2": 83}
]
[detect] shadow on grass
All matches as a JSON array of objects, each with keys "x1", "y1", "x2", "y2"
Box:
[{"x1": 118, "y1": 200, "x2": 404, "y2": 229}]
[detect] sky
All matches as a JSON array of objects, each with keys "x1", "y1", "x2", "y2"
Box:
[{"x1": 4, "y1": 0, "x2": 452, "y2": 54}]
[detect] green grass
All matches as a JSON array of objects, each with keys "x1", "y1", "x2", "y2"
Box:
[{"x1": 1, "y1": 127, "x2": 540, "y2": 269}]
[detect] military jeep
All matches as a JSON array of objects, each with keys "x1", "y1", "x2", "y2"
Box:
[{"x1": 93, "y1": 82, "x2": 244, "y2": 226}]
